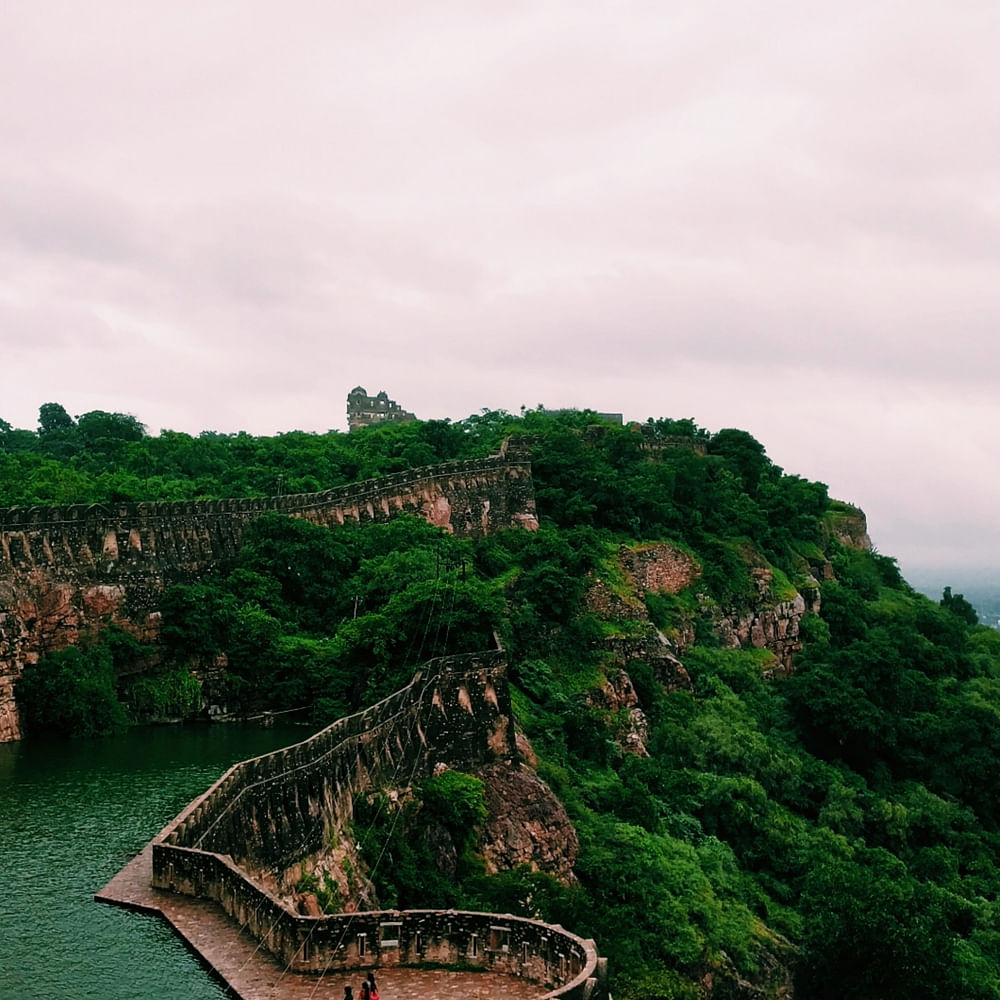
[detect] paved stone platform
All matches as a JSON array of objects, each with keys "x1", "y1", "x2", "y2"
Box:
[{"x1": 96, "y1": 849, "x2": 544, "y2": 999}]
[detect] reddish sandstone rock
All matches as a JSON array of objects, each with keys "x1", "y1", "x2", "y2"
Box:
[
  {"x1": 478, "y1": 763, "x2": 579, "y2": 883},
  {"x1": 296, "y1": 892, "x2": 324, "y2": 917},
  {"x1": 621, "y1": 542, "x2": 700, "y2": 594},
  {"x1": 829, "y1": 504, "x2": 873, "y2": 551},
  {"x1": 587, "y1": 668, "x2": 650, "y2": 756},
  {"x1": 585, "y1": 577, "x2": 645, "y2": 619}
]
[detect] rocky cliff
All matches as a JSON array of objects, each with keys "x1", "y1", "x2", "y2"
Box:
[
  {"x1": 588, "y1": 541, "x2": 815, "y2": 670},
  {"x1": 585, "y1": 536, "x2": 861, "y2": 757}
]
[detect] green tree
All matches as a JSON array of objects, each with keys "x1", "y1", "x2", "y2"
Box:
[
  {"x1": 159, "y1": 584, "x2": 237, "y2": 659},
  {"x1": 76, "y1": 409, "x2": 146, "y2": 457},
  {"x1": 237, "y1": 512, "x2": 359, "y2": 631},
  {"x1": 708, "y1": 428, "x2": 772, "y2": 496},
  {"x1": 15, "y1": 644, "x2": 128, "y2": 738},
  {"x1": 37, "y1": 402, "x2": 79, "y2": 457},
  {"x1": 940, "y1": 585, "x2": 979, "y2": 626},
  {"x1": 797, "y1": 848, "x2": 994, "y2": 999}
]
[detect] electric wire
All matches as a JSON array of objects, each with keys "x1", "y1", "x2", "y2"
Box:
[
  {"x1": 183, "y1": 541, "x2": 480, "y2": 986},
  {"x1": 225, "y1": 668, "x2": 444, "y2": 978}
]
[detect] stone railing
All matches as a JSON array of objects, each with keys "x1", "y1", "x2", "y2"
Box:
[
  {"x1": 0, "y1": 453, "x2": 536, "y2": 577},
  {"x1": 156, "y1": 651, "x2": 514, "y2": 871},
  {"x1": 155, "y1": 837, "x2": 605, "y2": 996},
  {"x1": 151, "y1": 652, "x2": 608, "y2": 997},
  {"x1": 0, "y1": 454, "x2": 532, "y2": 533}
]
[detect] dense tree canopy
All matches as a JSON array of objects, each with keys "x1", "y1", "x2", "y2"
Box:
[{"x1": 7, "y1": 402, "x2": 1000, "y2": 998}]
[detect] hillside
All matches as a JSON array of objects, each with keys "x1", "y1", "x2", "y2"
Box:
[{"x1": 4, "y1": 403, "x2": 1000, "y2": 999}]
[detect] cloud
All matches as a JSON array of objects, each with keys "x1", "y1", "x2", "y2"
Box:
[{"x1": 1, "y1": 0, "x2": 998, "y2": 576}]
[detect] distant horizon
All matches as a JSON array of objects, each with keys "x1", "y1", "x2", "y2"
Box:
[
  {"x1": 903, "y1": 566, "x2": 1000, "y2": 587},
  {"x1": 903, "y1": 569, "x2": 1000, "y2": 625}
]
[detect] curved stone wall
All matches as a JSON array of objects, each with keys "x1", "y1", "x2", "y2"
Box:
[
  {"x1": 157, "y1": 651, "x2": 515, "y2": 872},
  {"x1": 151, "y1": 652, "x2": 608, "y2": 997}
]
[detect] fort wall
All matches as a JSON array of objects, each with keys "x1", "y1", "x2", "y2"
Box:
[
  {"x1": 0, "y1": 453, "x2": 537, "y2": 742},
  {"x1": 156, "y1": 651, "x2": 515, "y2": 872},
  {"x1": 0, "y1": 453, "x2": 536, "y2": 577},
  {"x1": 150, "y1": 652, "x2": 607, "y2": 997}
]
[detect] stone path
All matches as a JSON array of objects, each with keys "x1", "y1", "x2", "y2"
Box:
[{"x1": 96, "y1": 849, "x2": 544, "y2": 1000}]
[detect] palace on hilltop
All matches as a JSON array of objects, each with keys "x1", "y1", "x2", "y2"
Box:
[{"x1": 347, "y1": 386, "x2": 417, "y2": 431}]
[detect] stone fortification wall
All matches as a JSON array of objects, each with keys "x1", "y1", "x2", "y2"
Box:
[
  {"x1": 157, "y1": 843, "x2": 606, "y2": 998},
  {"x1": 0, "y1": 452, "x2": 537, "y2": 742},
  {"x1": 151, "y1": 652, "x2": 608, "y2": 997},
  {"x1": 156, "y1": 651, "x2": 515, "y2": 874},
  {"x1": 0, "y1": 453, "x2": 536, "y2": 577}
]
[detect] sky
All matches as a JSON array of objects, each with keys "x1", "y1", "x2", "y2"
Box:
[{"x1": 2, "y1": 1, "x2": 998, "y2": 584}]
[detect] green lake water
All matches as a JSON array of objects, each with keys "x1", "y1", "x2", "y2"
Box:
[{"x1": 0, "y1": 722, "x2": 307, "y2": 1000}]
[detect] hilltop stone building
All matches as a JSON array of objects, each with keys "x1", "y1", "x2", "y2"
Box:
[{"x1": 347, "y1": 386, "x2": 416, "y2": 431}]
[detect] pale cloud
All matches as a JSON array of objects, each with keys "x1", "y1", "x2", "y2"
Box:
[{"x1": 1, "y1": 0, "x2": 999, "y2": 578}]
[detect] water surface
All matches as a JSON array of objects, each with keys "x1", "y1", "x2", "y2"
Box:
[{"x1": 0, "y1": 721, "x2": 306, "y2": 1000}]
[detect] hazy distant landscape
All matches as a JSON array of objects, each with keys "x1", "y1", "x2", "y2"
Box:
[{"x1": 907, "y1": 571, "x2": 1000, "y2": 630}]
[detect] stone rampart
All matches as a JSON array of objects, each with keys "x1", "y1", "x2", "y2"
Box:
[
  {"x1": 156, "y1": 651, "x2": 515, "y2": 872},
  {"x1": 0, "y1": 452, "x2": 537, "y2": 741},
  {"x1": 151, "y1": 652, "x2": 608, "y2": 997},
  {"x1": 0, "y1": 454, "x2": 536, "y2": 577}
]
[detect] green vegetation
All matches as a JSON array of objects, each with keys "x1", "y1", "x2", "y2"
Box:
[
  {"x1": 293, "y1": 869, "x2": 342, "y2": 914},
  {"x1": 0, "y1": 403, "x2": 484, "y2": 505},
  {"x1": 6, "y1": 402, "x2": 1000, "y2": 997},
  {"x1": 16, "y1": 643, "x2": 128, "y2": 738},
  {"x1": 120, "y1": 668, "x2": 202, "y2": 721}
]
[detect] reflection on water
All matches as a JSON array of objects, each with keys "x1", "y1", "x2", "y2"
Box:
[{"x1": 0, "y1": 721, "x2": 306, "y2": 1000}]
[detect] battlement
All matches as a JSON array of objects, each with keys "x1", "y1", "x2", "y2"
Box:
[
  {"x1": 0, "y1": 450, "x2": 538, "y2": 742},
  {"x1": 0, "y1": 452, "x2": 534, "y2": 541},
  {"x1": 158, "y1": 651, "x2": 514, "y2": 870},
  {"x1": 150, "y1": 653, "x2": 608, "y2": 997}
]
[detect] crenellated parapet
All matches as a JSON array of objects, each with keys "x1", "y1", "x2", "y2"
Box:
[
  {"x1": 157, "y1": 651, "x2": 515, "y2": 873},
  {"x1": 0, "y1": 451, "x2": 538, "y2": 742},
  {"x1": 0, "y1": 452, "x2": 537, "y2": 578},
  {"x1": 149, "y1": 652, "x2": 608, "y2": 997}
]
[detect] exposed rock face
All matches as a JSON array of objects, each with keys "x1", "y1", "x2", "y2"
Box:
[
  {"x1": 587, "y1": 667, "x2": 651, "y2": 756},
  {"x1": 711, "y1": 567, "x2": 817, "y2": 674},
  {"x1": 715, "y1": 594, "x2": 806, "y2": 673},
  {"x1": 586, "y1": 542, "x2": 699, "y2": 620},
  {"x1": 0, "y1": 569, "x2": 161, "y2": 741},
  {"x1": 0, "y1": 672, "x2": 20, "y2": 742},
  {"x1": 295, "y1": 892, "x2": 324, "y2": 918},
  {"x1": 585, "y1": 578, "x2": 645, "y2": 619},
  {"x1": 830, "y1": 504, "x2": 873, "y2": 551},
  {"x1": 478, "y1": 762, "x2": 579, "y2": 883},
  {"x1": 603, "y1": 633, "x2": 694, "y2": 692},
  {"x1": 621, "y1": 542, "x2": 699, "y2": 594},
  {"x1": 278, "y1": 831, "x2": 378, "y2": 914},
  {"x1": 592, "y1": 542, "x2": 815, "y2": 675},
  {"x1": 712, "y1": 568, "x2": 808, "y2": 673}
]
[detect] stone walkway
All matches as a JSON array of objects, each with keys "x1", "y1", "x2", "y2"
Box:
[{"x1": 96, "y1": 849, "x2": 544, "y2": 1000}]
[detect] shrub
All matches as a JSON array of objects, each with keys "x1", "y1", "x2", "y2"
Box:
[{"x1": 16, "y1": 644, "x2": 129, "y2": 738}]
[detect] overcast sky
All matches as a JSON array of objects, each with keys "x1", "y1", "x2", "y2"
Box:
[{"x1": 2, "y1": 1, "x2": 998, "y2": 583}]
